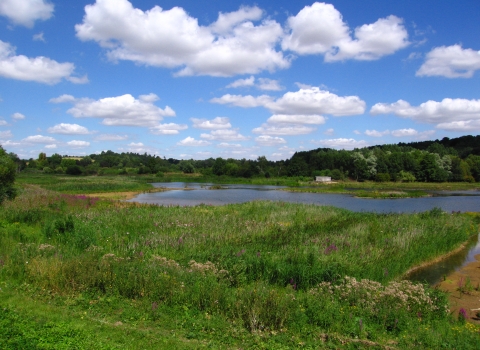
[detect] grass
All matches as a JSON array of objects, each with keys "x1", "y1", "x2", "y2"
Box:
[{"x1": 1, "y1": 180, "x2": 480, "y2": 348}]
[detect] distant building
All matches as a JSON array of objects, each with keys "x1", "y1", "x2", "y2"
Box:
[{"x1": 315, "y1": 176, "x2": 332, "y2": 182}]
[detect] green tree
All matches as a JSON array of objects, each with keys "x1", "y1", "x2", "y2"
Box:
[{"x1": 0, "y1": 145, "x2": 17, "y2": 205}]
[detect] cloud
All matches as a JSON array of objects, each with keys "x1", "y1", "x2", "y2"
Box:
[
  {"x1": 0, "y1": 119, "x2": 7, "y2": 126},
  {"x1": 267, "y1": 114, "x2": 326, "y2": 125},
  {"x1": 253, "y1": 123, "x2": 316, "y2": 135},
  {"x1": 416, "y1": 45, "x2": 480, "y2": 78},
  {"x1": 67, "y1": 140, "x2": 90, "y2": 148},
  {"x1": 257, "y1": 78, "x2": 283, "y2": 91},
  {"x1": 47, "y1": 123, "x2": 91, "y2": 135},
  {"x1": 200, "y1": 129, "x2": 249, "y2": 141},
  {"x1": 1, "y1": 140, "x2": 21, "y2": 147},
  {"x1": 226, "y1": 76, "x2": 283, "y2": 90},
  {"x1": 323, "y1": 128, "x2": 334, "y2": 135},
  {"x1": 311, "y1": 138, "x2": 369, "y2": 150},
  {"x1": 227, "y1": 76, "x2": 255, "y2": 88},
  {"x1": 0, "y1": 40, "x2": 85, "y2": 85},
  {"x1": 436, "y1": 120, "x2": 480, "y2": 132},
  {"x1": 191, "y1": 117, "x2": 231, "y2": 130},
  {"x1": 0, "y1": 130, "x2": 13, "y2": 139},
  {"x1": 370, "y1": 98, "x2": 480, "y2": 131},
  {"x1": 217, "y1": 142, "x2": 242, "y2": 148},
  {"x1": 49, "y1": 94, "x2": 76, "y2": 104},
  {"x1": 365, "y1": 129, "x2": 390, "y2": 137},
  {"x1": 50, "y1": 93, "x2": 175, "y2": 127},
  {"x1": 255, "y1": 135, "x2": 287, "y2": 146},
  {"x1": 210, "y1": 94, "x2": 273, "y2": 108},
  {"x1": 33, "y1": 32, "x2": 46, "y2": 42},
  {"x1": 177, "y1": 137, "x2": 211, "y2": 147},
  {"x1": 22, "y1": 135, "x2": 56, "y2": 144},
  {"x1": 0, "y1": 0, "x2": 54, "y2": 28},
  {"x1": 45, "y1": 144, "x2": 57, "y2": 149},
  {"x1": 150, "y1": 123, "x2": 188, "y2": 135},
  {"x1": 282, "y1": 3, "x2": 409, "y2": 61},
  {"x1": 95, "y1": 134, "x2": 128, "y2": 141},
  {"x1": 11, "y1": 112, "x2": 25, "y2": 120},
  {"x1": 122, "y1": 142, "x2": 158, "y2": 154},
  {"x1": 390, "y1": 128, "x2": 418, "y2": 137},
  {"x1": 75, "y1": 0, "x2": 289, "y2": 77},
  {"x1": 212, "y1": 86, "x2": 365, "y2": 116}
]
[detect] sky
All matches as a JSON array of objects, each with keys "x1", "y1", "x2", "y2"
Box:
[{"x1": 0, "y1": 0, "x2": 479, "y2": 161}]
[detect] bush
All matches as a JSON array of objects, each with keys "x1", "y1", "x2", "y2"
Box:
[
  {"x1": 0, "y1": 147, "x2": 17, "y2": 205},
  {"x1": 375, "y1": 173, "x2": 391, "y2": 182},
  {"x1": 66, "y1": 165, "x2": 83, "y2": 175}
]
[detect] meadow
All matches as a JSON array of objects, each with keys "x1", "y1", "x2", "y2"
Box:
[{"x1": 1, "y1": 174, "x2": 480, "y2": 349}]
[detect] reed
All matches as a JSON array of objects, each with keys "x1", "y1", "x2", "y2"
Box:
[{"x1": 1, "y1": 185, "x2": 479, "y2": 349}]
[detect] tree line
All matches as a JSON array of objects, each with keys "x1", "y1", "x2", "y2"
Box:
[{"x1": 3, "y1": 135, "x2": 480, "y2": 182}]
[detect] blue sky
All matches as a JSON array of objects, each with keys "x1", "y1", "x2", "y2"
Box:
[{"x1": 0, "y1": 0, "x2": 479, "y2": 160}]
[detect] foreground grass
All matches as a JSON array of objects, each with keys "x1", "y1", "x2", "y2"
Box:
[{"x1": 1, "y1": 185, "x2": 479, "y2": 348}]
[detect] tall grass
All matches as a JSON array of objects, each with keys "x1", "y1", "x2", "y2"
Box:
[{"x1": 1, "y1": 186, "x2": 479, "y2": 348}]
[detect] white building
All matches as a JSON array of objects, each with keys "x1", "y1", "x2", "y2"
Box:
[{"x1": 315, "y1": 176, "x2": 332, "y2": 182}]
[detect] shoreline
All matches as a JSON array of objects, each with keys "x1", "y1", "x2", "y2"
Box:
[
  {"x1": 401, "y1": 238, "x2": 476, "y2": 278},
  {"x1": 437, "y1": 254, "x2": 480, "y2": 323}
]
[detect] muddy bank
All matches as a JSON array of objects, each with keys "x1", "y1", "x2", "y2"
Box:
[{"x1": 437, "y1": 254, "x2": 480, "y2": 324}]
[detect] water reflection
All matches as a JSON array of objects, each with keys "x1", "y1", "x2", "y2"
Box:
[
  {"x1": 407, "y1": 234, "x2": 480, "y2": 285},
  {"x1": 129, "y1": 182, "x2": 480, "y2": 213}
]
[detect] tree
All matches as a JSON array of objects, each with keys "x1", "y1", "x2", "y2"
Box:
[{"x1": 0, "y1": 145, "x2": 17, "y2": 205}]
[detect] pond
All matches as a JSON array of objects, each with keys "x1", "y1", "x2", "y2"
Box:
[
  {"x1": 128, "y1": 182, "x2": 480, "y2": 213},
  {"x1": 128, "y1": 182, "x2": 480, "y2": 285}
]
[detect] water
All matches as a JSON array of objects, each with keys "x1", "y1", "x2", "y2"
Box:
[
  {"x1": 128, "y1": 183, "x2": 480, "y2": 285},
  {"x1": 128, "y1": 182, "x2": 480, "y2": 213},
  {"x1": 407, "y1": 234, "x2": 480, "y2": 285}
]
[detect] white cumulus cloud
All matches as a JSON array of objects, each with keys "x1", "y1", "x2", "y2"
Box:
[
  {"x1": 253, "y1": 124, "x2": 316, "y2": 135},
  {"x1": 0, "y1": 40, "x2": 85, "y2": 85},
  {"x1": 22, "y1": 135, "x2": 56, "y2": 144},
  {"x1": 365, "y1": 129, "x2": 390, "y2": 137},
  {"x1": 0, "y1": 130, "x2": 13, "y2": 139},
  {"x1": 191, "y1": 117, "x2": 232, "y2": 130},
  {"x1": 200, "y1": 129, "x2": 249, "y2": 141},
  {"x1": 282, "y1": 2, "x2": 409, "y2": 61},
  {"x1": 212, "y1": 87, "x2": 365, "y2": 116},
  {"x1": 11, "y1": 113, "x2": 25, "y2": 120},
  {"x1": 255, "y1": 135, "x2": 287, "y2": 146},
  {"x1": 0, "y1": 0, "x2": 54, "y2": 28},
  {"x1": 50, "y1": 93, "x2": 175, "y2": 127},
  {"x1": 267, "y1": 114, "x2": 326, "y2": 125},
  {"x1": 370, "y1": 98, "x2": 480, "y2": 131},
  {"x1": 95, "y1": 134, "x2": 128, "y2": 141},
  {"x1": 47, "y1": 123, "x2": 91, "y2": 135},
  {"x1": 416, "y1": 45, "x2": 480, "y2": 78},
  {"x1": 311, "y1": 138, "x2": 369, "y2": 150},
  {"x1": 177, "y1": 137, "x2": 211, "y2": 147},
  {"x1": 75, "y1": 0, "x2": 289, "y2": 77},
  {"x1": 67, "y1": 140, "x2": 90, "y2": 148},
  {"x1": 150, "y1": 123, "x2": 188, "y2": 135}
]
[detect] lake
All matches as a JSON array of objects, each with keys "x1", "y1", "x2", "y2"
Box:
[{"x1": 128, "y1": 182, "x2": 480, "y2": 213}]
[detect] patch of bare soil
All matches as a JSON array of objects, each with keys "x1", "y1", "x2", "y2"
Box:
[{"x1": 437, "y1": 254, "x2": 480, "y2": 324}]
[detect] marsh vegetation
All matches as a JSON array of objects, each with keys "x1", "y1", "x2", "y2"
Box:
[{"x1": 1, "y1": 176, "x2": 480, "y2": 348}]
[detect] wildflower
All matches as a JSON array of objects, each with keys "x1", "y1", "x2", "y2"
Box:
[
  {"x1": 459, "y1": 308, "x2": 467, "y2": 322},
  {"x1": 324, "y1": 244, "x2": 338, "y2": 255},
  {"x1": 256, "y1": 251, "x2": 261, "y2": 257}
]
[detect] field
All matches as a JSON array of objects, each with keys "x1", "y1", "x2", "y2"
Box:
[{"x1": 1, "y1": 174, "x2": 480, "y2": 349}]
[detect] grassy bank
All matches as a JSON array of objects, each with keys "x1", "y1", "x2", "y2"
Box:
[{"x1": 1, "y1": 185, "x2": 479, "y2": 348}]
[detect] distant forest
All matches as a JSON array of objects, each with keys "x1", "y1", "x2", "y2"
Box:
[{"x1": 5, "y1": 135, "x2": 480, "y2": 182}]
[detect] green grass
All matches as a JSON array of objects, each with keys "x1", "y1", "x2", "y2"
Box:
[{"x1": 1, "y1": 183, "x2": 479, "y2": 348}]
